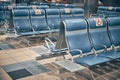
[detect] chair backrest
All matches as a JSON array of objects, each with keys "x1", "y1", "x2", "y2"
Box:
[
  {"x1": 49, "y1": 3, "x2": 57, "y2": 8},
  {"x1": 46, "y1": 8, "x2": 60, "y2": 31},
  {"x1": 13, "y1": 9, "x2": 32, "y2": 34},
  {"x1": 29, "y1": 5, "x2": 49, "y2": 9},
  {"x1": 30, "y1": 9, "x2": 48, "y2": 32},
  {"x1": 4, "y1": 5, "x2": 13, "y2": 21},
  {"x1": 98, "y1": 6, "x2": 116, "y2": 11},
  {"x1": 71, "y1": 8, "x2": 84, "y2": 18},
  {"x1": 64, "y1": 4, "x2": 75, "y2": 8},
  {"x1": 60, "y1": 8, "x2": 73, "y2": 20},
  {"x1": 87, "y1": 18, "x2": 111, "y2": 50},
  {"x1": 37, "y1": 5, "x2": 49, "y2": 9},
  {"x1": 56, "y1": 4, "x2": 65, "y2": 8},
  {"x1": 63, "y1": 19, "x2": 91, "y2": 56},
  {"x1": 107, "y1": 17, "x2": 120, "y2": 47},
  {"x1": 116, "y1": 7, "x2": 120, "y2": 12},
  {"x1": 0, "y1": 5, "x2": 5, "y2": 22},
  {"x1": 29, "y1": 5, "x2": 37, "y2": 9},
  {"x1": 30, "y1": 1, "x2": 40, "y2": 5},
  {"x1": 97, "y1": 6, "x2": 120, "y2": 17},
  {"x1": 16, "y1": 6, "x2": 28, "y2": 9},
  {"x1": 16, "y1": 3, "x2": 28, "y2": 6}
]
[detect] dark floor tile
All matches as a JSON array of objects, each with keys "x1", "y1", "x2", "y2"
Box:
[{"x1": 7, "y1": 69, "x2": 32, "y2": 80}]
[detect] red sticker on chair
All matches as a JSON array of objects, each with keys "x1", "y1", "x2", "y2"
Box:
[
  {"x1": 35, "y1": 9, "x2": 41, "y2": 15},
  {"x1": 8, "y1": 5, "x2": 13, "y2": 10},
  {"x1": 108, "y1": 7, "x2": 113, "y2": 10},
  {"x1": 65, "y1": 8, "x2": 70, "y2": 13},
  {"x1": 65, "y1": 4, "x2": 68, "y2": 7},
  {"x1": 94, "y1": 18, "x2": 103, "y2": 26},
  {"x1": 32, "y1": 5, "x2": 37, "y2": 9}
]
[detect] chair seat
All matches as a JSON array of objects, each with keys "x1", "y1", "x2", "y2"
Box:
[
  {"x1": 75, "y1": 54, "x2": 110, "y2": 66},
  {"x1": 99, "y1": 50, "x2": 120, "y2": 59},
  {"x1": 18, "y1": 32, "x2": 35, "y2": 36}
]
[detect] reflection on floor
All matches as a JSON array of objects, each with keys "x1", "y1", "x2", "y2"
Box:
[{"x1": 0, "y1": 36, "x2": 120, "y2": 80}]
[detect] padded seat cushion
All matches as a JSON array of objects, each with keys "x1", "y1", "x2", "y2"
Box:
[
  {"x1": 99, "y1": 50, "x2": 120, "y2": 59},
  {"x1": 75, "y1": 54, "x2": 110, "y2": 66}
]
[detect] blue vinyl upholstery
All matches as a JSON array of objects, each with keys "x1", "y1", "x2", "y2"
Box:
[
  {"x1": 87, "y1": 18, "x2": 111, "y2": 50},
  {"x1": 29, "y1": 5, "x2": 38, "y2": 9},
  {"x1": 37, "y1": 5, "x2": 49, "y2": 9},
  {"x1": 60, "y1": 8, "x2": 73, "y2": 20},
  {"x1": 107, "y1": 17, "x2": 120, "y2": 47},
  {"x1": 63, "y1": 18, "x2": 110, "y2": 66},
  {"x1": 0, "y1": 5, "x2": 5, "y2": 23},
  {"x1": 116, "y1": 7, "x2": 120, "y2": 12},
  {"x1": 13, "y1": 9, "x2": 33, "y2": 35},
  {"x1": 46, "y1": 8, "x2": 60, "y2": 32},
  {"x1": 30, "y1": 9, "x2": 49, "y2": 34},
  {"x1": 64, "y1": 19, "x2": 91, "y2": 55},
  {"x1": 16, "y1": 3, "x2": 27, "y2": 6},
  {"x1": 56, "y1": 4, "x2": 65, "y2": 8},
  {"x1": 29, "y1": 5, "x2": 49, "y2": 9},
  {"x1": 64, "y1": 4, "x2": 75, "y2": 8},
  {"x1": 16, "y1": 6, "x2": 28, "y2": 9},
  {"x1": 97, "y1": 6, "x2": 120, "y2": 17},
  {"x1": 4, "y1": 5, "x2": 13, "y2": 22},
  {"x1": 71, "y1": 8, "x2": 84, "y2": 18},
  {"x1": 91, "y1": 17, "x2": 120, "y2": 59}
]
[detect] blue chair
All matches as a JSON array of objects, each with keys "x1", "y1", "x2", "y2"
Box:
[
  {"x1": 60, "y1": 8, "x2": 73, "y2": 20},
  {"x1": 40, "y1": 2, "x2": 48, "y2": 5},
  {"x1": 98, "y1": 6, "x2": 107, "y2": 11},
  {"x1": 71, "y1": 8, "x2": 84, "y2": 18},
  {"x1": 37, "y1": 5, "x2": 49, "y2": 9},
  {"x1": 64, "y1": 4, "x2": 75, "y2": 8},
  {"x1": 13, "y1": 9, "x2": 33, "y2": 36},
  {"x1": 16, "y1": 6, "x2": 28, "y2": 9},
  {"x1": 115, "y1": 7, "x2": 120, "y2": 12},
  {"x1": 63, "y1": 18, "x2": 110, "y2": 65},
  {"x1": 16, "y1": 3, "x2": 28, "y2": 6},
  {"x1": 30, "y1": 1, "x2": 40, "y2": 5},
  {"x1": 107, "y1": 17, "x2": 120, "y2": 47},
  {"x1": 56, "y1": 4, "x2": 65, "y2": 8},
  {"x1": 44, "y1": 17, "x2": 68, "y2": 54},
  {"x1": 29, "y1": 5, "x2": 37, "y2": 9},
  {"x1": 63, "y1": 18, "x2": 111, "y2": 79},
  {"x1": 0, "y1": 5, "x2": 5, "y2": 24},
  {"x1": 96, "y1": 17, "x2": 120, "y2": 59},
  {"x1": 87, "y1": 18, "x2": 111, "y2": 51},
  {"x1": 49, "y1": 3, "x2": 57, "y2": 8},
  {"x1": 46, "y1": 8, "x2": 61, "y2": 32},
  {"x1": 97, "y1": 6, "x2": 120, "y2": 17},
  {"x1": 4, "y1": 5, "x2": 13, "y2": 22},
  {"x1": 30, "y1": 9, "x2": 49, "y2": 34}
]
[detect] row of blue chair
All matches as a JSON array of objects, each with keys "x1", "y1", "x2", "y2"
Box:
[
  {"x1": 61, "y1": 17, "x2": 120, "y2": 79},
  {"x1": 12, "y1": 8, "x2": 84, "y2": 36},
  {"x1": 97, "y1": 6, "x2": 120, "y2": 17},
  {"x1": 98, "y1": 6, "x2": 120, "y2": 12},
  {"x1": 29, "y1": 1, "x2": 76, "y2": 8},
  {"x1": 0, "y1": 3, "x2": 77, "y2": 25},
  {"x1": 0, "y1": 5, "x2": 50, "y2": 23},
  {"x1": 0, "y1": 5, "x2": 13, "y2": 24},
  {"x1": 49, "y1": 3, "x2": 76, "y2": 8}
]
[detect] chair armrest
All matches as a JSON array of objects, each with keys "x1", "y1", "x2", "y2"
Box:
[
  {"x1": 45, "y1": 37, "x2": 55, "y2": 50},
  {"x1": 94, "y1": 44, "x2": 107, "y2": 51},
  {"x1": 67, "y1": 49, "x2": 83, "y2": 62}
]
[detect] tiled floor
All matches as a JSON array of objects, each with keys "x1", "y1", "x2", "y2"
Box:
[{"x1": 0, "y1": 37, "x2": 120, "y2": 80}]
